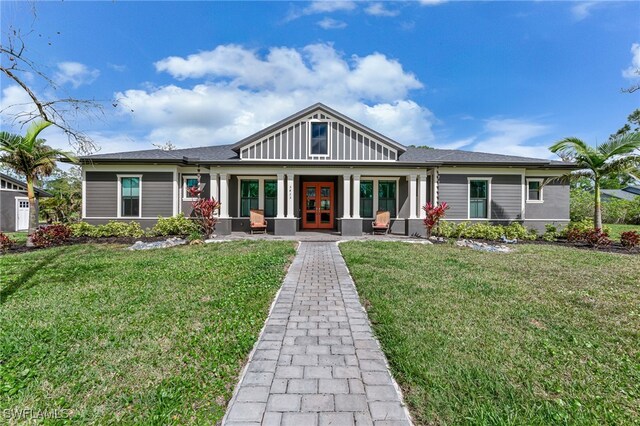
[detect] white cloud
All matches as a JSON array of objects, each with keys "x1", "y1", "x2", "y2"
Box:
[
  {"x1": 364, "y1": 3, "x2": 400, "y2": 17},
  {"x1": 108, "y1": 63, "x2": 127, "y2": 72},
  {"x1": 419, "y1": 0, "x2": 447, "y2": 6},
  {"x1": 317, "y1": 17, "x2": 347, "y2": 29},
  {"x1": 467, "y1": 118, "x2": 554, "y2": 159},
  {"x1": 286, "y1": 1, "x2": 356, "y2": 21},
  {"x1": 115, "y1": 43, "x2": 432, "y2": 147},
  {"x1": 622, "y1": 43, "x2": 640, "y2": 79},
  {"x1": 54, "y1": 61, "x2": 100, "y2": 88},
  {"x1": 571, "y1": 1, "x2": 599, "y2": 21},
  {"x1": 0, "y1": 84, "x2": 35, "y2": 124}
]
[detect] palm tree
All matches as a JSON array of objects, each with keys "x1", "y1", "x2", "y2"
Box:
[
  {"x1": 0, "y1": 121, "x2": 77, "y2": 245},
  {"x1": 550, "y1": 133, "x2": 640, "y2": 229}
]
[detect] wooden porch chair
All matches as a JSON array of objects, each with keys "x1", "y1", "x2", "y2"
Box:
[
  {"x1": 372, "y1": 210, "x2": 390, "y2": 235},
  {"x1": 250, "y1": 209, "x2": 268, "y2": 234}
]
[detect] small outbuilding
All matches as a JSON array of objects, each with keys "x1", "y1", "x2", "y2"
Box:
[{"x1": 0, "y1": 173, "x2": 52, "y2": 232}]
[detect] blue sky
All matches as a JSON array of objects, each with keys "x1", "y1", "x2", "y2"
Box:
[{"x1": 1, "y1": 0, "x2": 639, "y2": 159}]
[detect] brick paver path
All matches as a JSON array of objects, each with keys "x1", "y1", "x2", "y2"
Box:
[{"x1": 223, "y1": 242, "x2": 412, "y2": 426}]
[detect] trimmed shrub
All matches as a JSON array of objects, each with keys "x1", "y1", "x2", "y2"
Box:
[
  {"x1": 434, "y1": 221, "x2": 537, "y2": 241},
  {"x1": 566, "y1": 227, "x2": 612, "y2": 248},
  {"x1": 151, "y1": 214, "x2": 199, "y2": 236},
  {"x1": 504, "y1": 223, "x2": 533, "y2": 240},
  {"x1": 0, "y1": 232, "x2": 16, "y2": 252},
  {"x1": 542, "y1": 224, "x2": 558, "y2": 242},
  {"x1": 31, "y1": 224, "x2": 71, "y2": 248},
  {"x1": 620, "y1": 230, "x2": 640, "y2": 249},
  {"x1": 563, "y1": 219, "x2": 611, "y2": 238},
  {"x1": 69, "y1": 221, "x2": 96, "y2": 237}
]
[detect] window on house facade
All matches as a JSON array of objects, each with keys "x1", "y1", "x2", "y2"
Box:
[
  {"x1": 527, "y1": 179, "x2": 543, "y2": 202},
  {"x1": 183, "y1": 176, "x2": 199, "y2": 200},
  {"x1": 469, "y1": 179, "x2": 489, "y2": 219},
  {"x1": 121, "y1": 177, "x2": 140, "y2": 217},
  {"x1": 378, "y1": 181, "x2": 396, "y2": 217},
  {"x1": 264, "y1": 180, "x2": 277, "y2": 217},
  {"x1": 310, "y1": 122, "x2": 328, "y2": 155},
  {"x1": 240, "y1": 180, "x2": 259, "y2": 217},
  {"x1": 360, "y1": 181, "x2": 374, "y2": 218}
]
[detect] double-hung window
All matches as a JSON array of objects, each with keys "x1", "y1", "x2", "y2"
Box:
[
  {"x1": 310, "y1": 122, "x2": 328, "y2": 156},
  {"x1": 526, "y1": 179, "x2": 543, "y2": 202},
  {"x1": 264, "y1": 180, "x2": 277, "y2": 217},
  {"x1": 240, "y1": 180, "x2": 259, "y2": 217},
  {"x1": 360, "y1": 181, "x2": 374, "y2": 218},
  {"x1": 183, "y1": 176, "x2": 200, "y2": 200},
  {"x1": 120, "y1": 176, "x2": 141, "y2": 217},
  {"x1": 378, "y1": 181, "x2": 396, "y2": 217},
  {"x1": 469, "y1": 179, "x2": 489, "y2": 219}
]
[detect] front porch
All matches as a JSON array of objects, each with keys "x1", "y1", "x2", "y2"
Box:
[{"x1": 195, "y1": 169, "x2": 433, "y2": 237}]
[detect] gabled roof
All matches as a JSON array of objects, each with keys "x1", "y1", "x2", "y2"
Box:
[
  {"x1": 0, "y1": 173, "x2": 52, "y2": 197},
  {"x1": 231, "y1": 103, "x2": 408, "y2": 154},
  {"x1": 601, "y1": 189, "x2": 639, "y2": 201}
]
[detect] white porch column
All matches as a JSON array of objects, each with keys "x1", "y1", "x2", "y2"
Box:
[
  {"x1": 286, "y1": 173, "x2": 295, "y2": 218},
  {"x1": 277, "y1": 173, "x2": 286, "y2": 218},
  {"x1": 343, "y1": 174, "x2": 351, "y2": 219},
  {"x1": 172, "y1": 169, "x2": 179, "y2": 216},
  {"x1": 408, "y1": 174, "x2": 417, "y2": 219},
  {"x1": 352, "y1": 174, "x2": 361, "y2": 219},
  {"x1": 210, "y1": 173, "x2": 219, "y2": 201},
  {"x1": 219, "y1": 173, "x2": 229, "y2": 218},
  {"x1": 418, "y1": 173, "x2": 427, "y2": 218}
]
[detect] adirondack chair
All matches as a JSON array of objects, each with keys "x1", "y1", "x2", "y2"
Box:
[
  {"x1": 372, "y1": 210, "x2": 390, "y2": 235},
  {"x1": 250, "y1": 209, "x2": 268, "y2": 234}
]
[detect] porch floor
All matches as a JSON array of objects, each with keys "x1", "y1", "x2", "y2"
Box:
[{"x1": 216, "y1": 231, "x2": 427, "y2": 243}]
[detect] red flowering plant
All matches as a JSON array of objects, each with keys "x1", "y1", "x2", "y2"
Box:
[
  {"x1": 620, "y1": 230, "x2": 639, "y2": 250},
  {"x1": 188, "y1": 186, "x2": 221, "y2": 239},
  {"x1": 30, "y1": 224, "x2": 72, "y2": 248},
  {"x1": 422, "y1": 202, "x2": 449, "y2": 238}
]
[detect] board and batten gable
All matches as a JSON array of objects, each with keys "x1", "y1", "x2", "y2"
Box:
[
  {"x1": 238, "y1": 111, "x2": 399, "y2": 162},
  {"x1": 85, "y1": 171, "x2": 173, "y2": 218}
]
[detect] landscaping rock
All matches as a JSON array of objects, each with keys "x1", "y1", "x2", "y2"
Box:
[
  {"x1": 455, "y1": 239, "x2": 512, "y2": 253},
  {"x1": 127, "y1": 237, "x2": 186, "y2": 250}
]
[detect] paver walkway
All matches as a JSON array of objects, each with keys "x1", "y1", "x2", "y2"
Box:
[{"x1": 223, "y1": 242, "x2": 412, "y2": 426}]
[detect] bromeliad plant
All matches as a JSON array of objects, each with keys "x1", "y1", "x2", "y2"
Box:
[
  {"x1": 188, "y1": 186, "x2": 221, "y2": 239},
  {"x1": 423, "y1": 202, "x2": 449, "y2": 238}
]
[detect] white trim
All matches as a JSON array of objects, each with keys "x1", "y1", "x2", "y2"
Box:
[
  {"x1": 83, "y1": 164, "x2": 178, "y2": 172},
  {"x1": 433, "y1": 168, "x2": 438, "y2": 205},
  {"x1": 83, "y1": 216, "x2": 161, "y2": 220},
  {"x1": 173, "y1": 170, "x2": 179, "y2": 216},
  {"x1": 211, "y1": 166, "x2": 427, "y2": 177},
  {"x1": 182, "y1": 175, "x2": 205, "y2": 201},
  {"x1": 352, "y1": 174, "x2": 361, "y2": 219},
  {"x1": 467, "y1": 177, "x2": 492, "y2": 220},
  {"x1": 308, "y1": 120, "x2": 331, "y2": 159},
  {"x1": 523, "y1": 218, "x2": 571, "y2": 221},
  {"x1": 526, "y1": 178, "x2": 544, "y2": 203},
  {"x1": 418, "y1": 174, "x2": 427, "y2": 219},
  {"x1": 277, "y1": 174, "x2": 286, "y2": 219},
  {"x1": 286, "y1": 173, "x2": 295, "y2": 218},
  {"x1": 358, "y1": 177, "x2": 400, "y2": 219},
  {"x1": 343, "y1": 174, "x2": 351, "y2": 219},
  {"x1": 219, "y1": 174, "x2": 229, "y2": 218},
  {"x1": 521, "y1": 173, "x2": 526, "y2": 220},
  {"x1": 408, "y1": 174, "x2": 417, "y2": 219},
  {"x1": 15, "y1": 197, "x2": 29, "y2": 231},
  {"x1": 237, "y1": 176, "x2": 278, "y2": 217},
  {"x1": 81, "y1": 168, "x2": 87, "y2": 219},
  {"x1": 116, "y1": 174, "x2": 142, "y2": 219}
]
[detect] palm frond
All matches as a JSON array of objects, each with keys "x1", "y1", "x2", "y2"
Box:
[
  {"x1": 597, "y1": 132, "x2": 640, "y2": 158},
  {"x1": 24, "y1": 121, "x2": 53, "y2": 147}
]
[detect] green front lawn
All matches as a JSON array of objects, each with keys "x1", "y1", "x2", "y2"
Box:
[
  {"x1": 341, "y1": 242, "x2": 640, "y2": 425},
  {"x1": 604, "y1": 223, "x2": 640, "y2": 240},
  {"x1": 0, "y1": 241, "x2": 296, "y2": 424}
]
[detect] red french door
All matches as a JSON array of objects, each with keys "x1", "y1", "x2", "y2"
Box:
[{"x1": 302, "y1": 182, "x2": 334, "y2": 229}]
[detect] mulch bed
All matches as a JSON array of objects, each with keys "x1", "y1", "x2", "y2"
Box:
[{"x1": 2, "y1": 236, "x2": 183, "y2": 255}]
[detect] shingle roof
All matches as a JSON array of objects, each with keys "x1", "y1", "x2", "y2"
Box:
[
  {"x1": 79, "y1": 144, "x2": 573, "y2": 167},
  {"x1": 601, "y1": 189, "x2": 639, "y2": 201},
  {"x1": 0, "y1": 173, "x2": 52, "y2": 197}
]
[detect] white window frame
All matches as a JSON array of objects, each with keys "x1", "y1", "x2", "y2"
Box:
[
  {"x1": 526, "y1": 178, "x2": 544, "y2": 203},
  {"x1": 308, "y1": 120, "x2": 331, "y2": 158},
  {"x1": 359, "y1": 177, "x2": 400, "y2": 219},
  {"x1": 467, "y1": 177, "x2": 492, "y2": 220},
  {"x1": 182, "y1": 175, "x2": 201, "y2": 201},
  {"x1": 237, "y1": 176, "x2": 278, "y2": 218},
  {"x1": 117, "y1": 174, "x2": 142, "y2": 218}
]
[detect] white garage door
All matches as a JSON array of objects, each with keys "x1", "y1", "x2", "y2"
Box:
[{"x1": 16, "y1": 198, "x2": 29, "y2": 231}]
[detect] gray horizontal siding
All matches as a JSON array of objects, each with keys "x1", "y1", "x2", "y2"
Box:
[
  {"x1": 85, "y1": 172, "x2": 117, "y2": 217},
  {"x1": 439, "y1": 174, "x2": 523, "y2": 220},
  {"x1": 525, "y1": 179, "x2": 570, "y2": 219},
  {"x1": 240, "y1": 117, "x2": 398, "y2": 162},
  {"x1": 85, "y1": 171, "x2": 173, "y2": 218}
]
